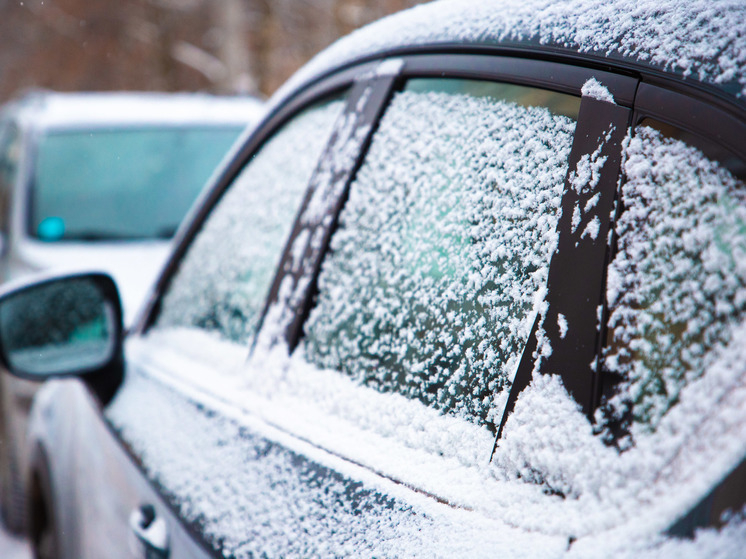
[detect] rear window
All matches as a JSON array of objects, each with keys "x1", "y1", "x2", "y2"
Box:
[
  {"x1": 32, "y1": 126, "x2": 243, "y2": 241},
  {"x1": 603, "y1": 123, "x2": 746, "y2": 436},
  {"x1": 301, "y1": 78, "x2": 579, "y2": 427}
]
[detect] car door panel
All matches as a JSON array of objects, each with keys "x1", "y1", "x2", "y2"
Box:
[
  {"x1": 104, "y1": 353, "x2": 569, "y2": 558},
  {"x1": 28, "y1": 378, "x2": 216, "y2": 559}
]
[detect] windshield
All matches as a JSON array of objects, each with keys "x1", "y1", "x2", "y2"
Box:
[{"x1": 30, "y1": 126, "x2": 244, "y2": 241}]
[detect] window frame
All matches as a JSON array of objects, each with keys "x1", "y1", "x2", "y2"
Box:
[{"x1": 251, "y1": 54, "x2": 639, "y2": 431}]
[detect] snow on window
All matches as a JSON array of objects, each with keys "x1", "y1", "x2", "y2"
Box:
[
  {"x1": 491, "y1": 318, "x2": 746, "y2": 548},
  {"x1": 604, "y1": 125, "x2": 746, "y2": 433},
  {"x1": 301, "y1": 80, "x2": 577, "y2": 427},
  {"x1": 155, "y1": 98, "x2": 345, "y2": 343},
  {"x1": 256, "y1": 83, "x2": 378, "y2": 346}
]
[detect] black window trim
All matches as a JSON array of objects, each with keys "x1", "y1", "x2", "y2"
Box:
[
  {"x1": 491, "y1": 94, "x2": 634, "y2": 458},
  {"x1": 259, "y1": 72, "x2": 401, "y2": 350},
  {"x1": 634, "y1": 82, "x2": 746, "y2": 166}
]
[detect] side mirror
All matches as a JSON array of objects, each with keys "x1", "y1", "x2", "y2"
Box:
[{"x1": 0, "y1": 272, "x2": 123, "y2": 380}]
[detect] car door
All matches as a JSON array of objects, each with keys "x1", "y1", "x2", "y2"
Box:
[
  {"x1": 28, "y1": 378, "x2": 217, "y2": 559},
  {"x1": 103, "y1": 55, "x2": 645, "y2": 557}
]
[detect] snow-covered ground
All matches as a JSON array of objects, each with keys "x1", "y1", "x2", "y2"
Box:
[{"x1": 0, "y1": 524, "x2": 30, "y2": 559}]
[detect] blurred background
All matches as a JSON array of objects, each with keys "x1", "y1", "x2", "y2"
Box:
[{"x1": 0, "y1": 0, "x2": 428, "y2": 103}]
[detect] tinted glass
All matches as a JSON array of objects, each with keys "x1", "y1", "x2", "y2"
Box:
[
  {"x1": 155, "y1": 96, "x2": 346, "y2": 343},
  {"x1": 32, "y1": 126, "x2": 243, "y2": 241},
  {"x1": 302, "y1": 79, "x2": 579, "y2": 427},
  {"x1": 603, "y1": 124, "x2": 746, "y2": 435}
]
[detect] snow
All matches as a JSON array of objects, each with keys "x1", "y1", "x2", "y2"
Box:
[
  {"x1": 7, "y1": 91, "x2": 264, "y2": 131},
  {"x1": 557, "y1": 313, "x2": 568, "y2": 339},
  {"x1": 566, "y1": 123, "x2": 613, "y2": 248},
  {"x1": 604, "y1": 125, "x2": 746, "y2": 433},
  {"x1": 301, "y1": 82, "x2": 576, "y2": 427},
  {"x1": 108, "y1": 343, "x2": 569, "y2": 558},
  {"x1": 156, "y1": 99, "x2": 345, "y2": 342},
  {"x1": 374, "y1": 58, "x2": 405, "y2": 77},
  {"x1": 274, "y1": 0, "x2": 746, "y2": 108},
  {"x1": 581, "y1": 77, "x2": 615, "y2": 103},
  {"x1": 117, "y1": 315, "x2": 746, "y2": 557}
]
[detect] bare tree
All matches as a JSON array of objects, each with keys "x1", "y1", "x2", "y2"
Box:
[{"x1": 0, "y1": 0, "x2": 428, "y2": 103}]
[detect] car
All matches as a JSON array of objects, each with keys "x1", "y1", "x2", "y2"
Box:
[
  {"x1": 0, "y1": 91, "x2": 263, "y2": 535},
  {"x1": 0, "y1": 1, "x2": 745, "y2": 557}
]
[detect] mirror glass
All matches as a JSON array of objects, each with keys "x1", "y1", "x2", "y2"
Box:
[{"x1": 0, "y1": 277, "x2": 116, "y2": 377}]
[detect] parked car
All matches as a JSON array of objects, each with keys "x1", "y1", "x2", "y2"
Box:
[
  {"x1": 0, "y1": 91, "x2": 263, "y2": 535},
  {"x1": 1, "y1": 1, "x2": 745, "y2": 557}
]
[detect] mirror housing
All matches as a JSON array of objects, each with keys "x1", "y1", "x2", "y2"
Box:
[{"x1": 0, "y1": 272, "x2": 124, "y2": 385}]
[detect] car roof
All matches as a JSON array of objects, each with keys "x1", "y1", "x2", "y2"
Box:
[
  {"x1": 1, "y1": 91, "x2": 265, "y2": 131},
  {"x1": 276, "y1": 0, "x2": 746, "y2": 111}
]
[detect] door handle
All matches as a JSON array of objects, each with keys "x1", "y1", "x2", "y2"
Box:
[{"x1": 129, "y1": 504, "x2": 170, "y2": 559}]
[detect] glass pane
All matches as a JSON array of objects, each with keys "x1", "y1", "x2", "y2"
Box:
[
  {"x1": 603, "y1": 124, "x2": 746, "y2": 434},
  {"x1": 155, "y1": 96, "x2": 347, "y2": 343},
  {"x1": 32, "y1": 126, "x2": 244, "y2": 241},
  {"x1": 302, "y1": 79, "x2": 579, "y2": 427}
]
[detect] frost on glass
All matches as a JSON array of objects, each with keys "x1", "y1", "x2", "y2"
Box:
[
  {"x1": 156, "y1": 98, "x2": 345, "y2": 342},
  {"x1": 604, "y1": 125, "x2": 746, "y2": 432},
  {"x1": 302, "y1": 82, "x2": 577, "y2": 427},
  {"x1": 257, "y1": 84, "x2": 377, "y2": 345}
]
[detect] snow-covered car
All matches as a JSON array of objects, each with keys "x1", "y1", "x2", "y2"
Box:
[
  {"x1": 0, "y1": 1, "x2": 745, "y2": 557},
  {"x1": 0, "y1": 91, "x2": 263, "y2": 535}
]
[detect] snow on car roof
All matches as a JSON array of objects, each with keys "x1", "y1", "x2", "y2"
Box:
[
  {"x1": 277, "y1": 0, "x2": 746, "y2": 106},
  {"x1": 5, "y1": 91, "x2": 264, "y2": 130}
]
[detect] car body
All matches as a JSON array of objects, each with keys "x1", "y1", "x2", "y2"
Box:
[
  {"x1": 0, "y1": 91, "x2": 263, "y2": 534},
  {"x1": 1, "y1": 1, "x2": 746, "y2": 557}
]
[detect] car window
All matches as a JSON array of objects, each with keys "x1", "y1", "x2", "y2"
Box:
[
  {"x1": 602, "y1": 122, "x2": 746, "y2": 437},
  {"x1": 300, "y1": 78, "x2": 580, "y2": 427},
  {"x1": 31, "y1": 126, "x2": 243, "y2": 241},
  {"x1": 155, "y1": 96, "x2": 347, "y2": 343}
]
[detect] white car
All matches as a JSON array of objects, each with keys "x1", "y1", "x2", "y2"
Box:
[{"x1": 0, "y1": 91, "x2": 263, "y2": 533}]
